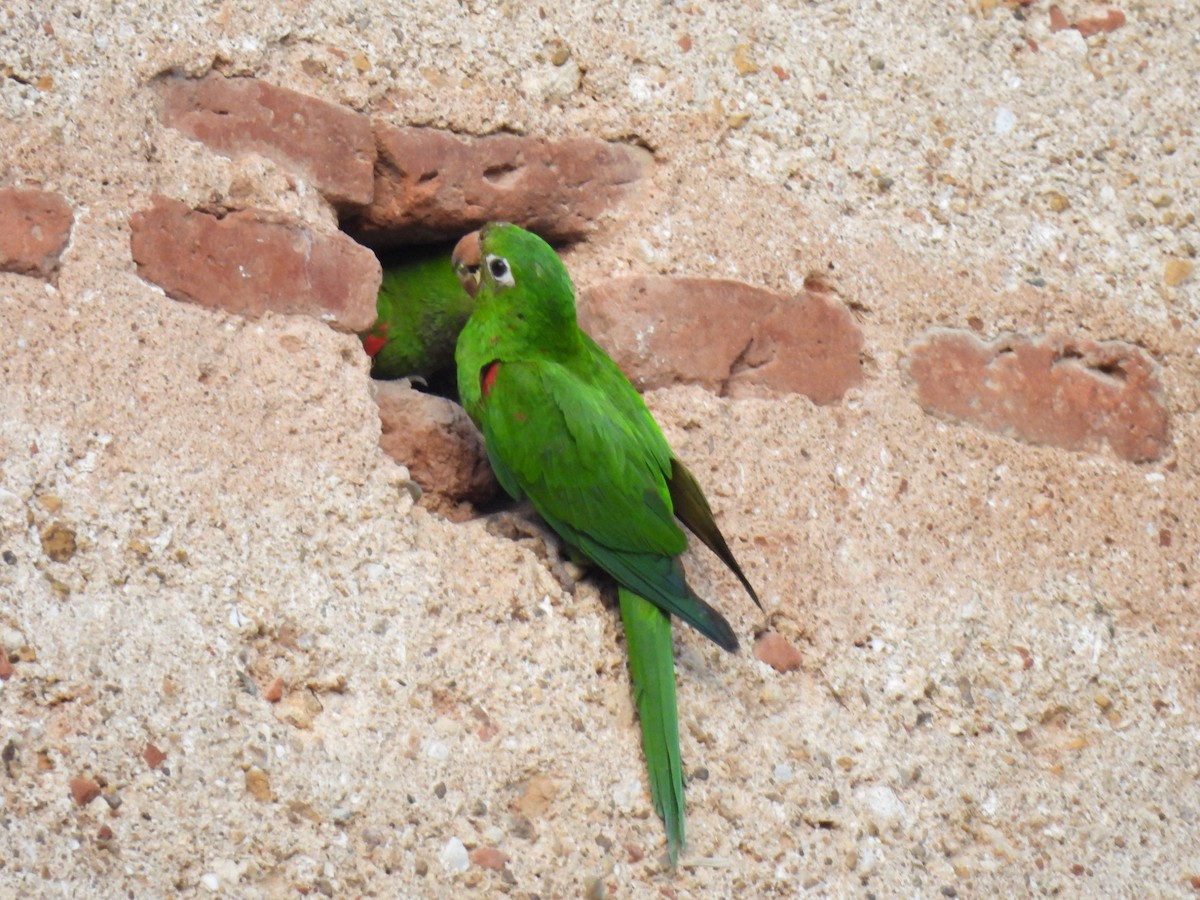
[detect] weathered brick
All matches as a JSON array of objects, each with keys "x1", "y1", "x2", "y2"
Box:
[
  {"x1": 0, "y1": 187, "x2": 74, "y2": 279},
  {"x1": 906, "y1": 329, "x2": 1169, "y2": 462},
  {"x1": 579, "y1": 275, "x2": 863, "y2": 402},
  {"x1": 347, "y1": 126, "x2": 651, "y2": 245},
  {"x1": 129, "y1": 197, "x2": 379, "y2": 332},
  {"x1": 374, "y1": 380, "x2": 497, "y2": 518},
  {"x1": 158, "y1": 74, "x2": 375, "y2": 209}
]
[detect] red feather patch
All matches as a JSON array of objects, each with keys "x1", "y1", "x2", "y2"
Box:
[
  {"x1": 481, "y1": 360, "x2": 500, "y2": 397},
  {"x1": 362, "y1": 323, "x2": 388, "y2": 358}
]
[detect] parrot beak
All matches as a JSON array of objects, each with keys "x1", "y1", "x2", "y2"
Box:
[{"x1": 452, "y1": 230, "x2": 482, "y2": 298}]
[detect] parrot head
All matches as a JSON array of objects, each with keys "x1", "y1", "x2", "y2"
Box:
[{"x1": 452, "y1": 223, "x2": 575, "y2": 312}]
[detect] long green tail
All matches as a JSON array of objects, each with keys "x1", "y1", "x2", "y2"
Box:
[{"x1": 618, "y1": 587, "x2": 685, "y2": 864}]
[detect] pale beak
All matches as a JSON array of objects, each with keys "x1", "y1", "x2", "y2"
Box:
[{"x1": 452, "y1": 230, "x2": 482, "y2": 297}]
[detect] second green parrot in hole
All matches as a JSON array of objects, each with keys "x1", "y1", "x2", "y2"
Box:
[
  {"x1": 360, "y1": 246, "x2": 474, "y2": 381},
  {"x1": 453, "y1": 223, "x2": 761, "y2": 864}
]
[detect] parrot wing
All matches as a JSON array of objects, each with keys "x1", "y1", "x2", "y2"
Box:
[
  {"x1": 580, "y1": 334, "x2": 760, "y2": 609},
  {"x1": 479, "y1": 358, "x2": 739, "y2": 651},
  {"x1": 667, "y1": 459, "x2": 762, "y2": 609}
]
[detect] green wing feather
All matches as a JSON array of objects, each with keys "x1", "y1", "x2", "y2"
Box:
[
  {"x1": 619, "y1": 587, "x2": 685, "y2": 864},
  {"x1": 667, "y1": 459, "x2": 761, "y2": 609},
  {"x1": 478, "y1": 358, "x2": 738, "y2": 651}
]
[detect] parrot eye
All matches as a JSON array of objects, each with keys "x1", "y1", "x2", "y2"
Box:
[{"x1": 486, "y1": 254, "x2": 515, "y2": 288}]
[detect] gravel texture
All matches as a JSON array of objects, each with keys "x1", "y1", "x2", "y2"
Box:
[{"x1": 2, "y1": 1, "x2": 1198, "y2": 896}]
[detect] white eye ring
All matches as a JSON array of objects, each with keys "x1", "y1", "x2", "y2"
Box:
[{"x1": 486, "y1": 254, "x2": 515, "y2": 288}]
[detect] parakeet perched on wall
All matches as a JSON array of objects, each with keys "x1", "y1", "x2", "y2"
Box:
[
  {"x1": 453, "y1": 223, "x2": 760, "y2": 864},
  {"x1": 360, "y1": 245, "x2": 474, "y2": 382}
]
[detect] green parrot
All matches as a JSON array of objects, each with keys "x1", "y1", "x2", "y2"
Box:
[
  {"x1": 359, "y1": 245, "x2": 475, "y2": 382},
  {"x1": 452, "y1": 223, "x2": 760, "y2": 864}
]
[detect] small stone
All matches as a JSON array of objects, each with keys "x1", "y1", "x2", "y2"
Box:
[
  {"x1": 245, "y1": 766, "x2": 272, "y2": 801},
  {"x1": 754, "y1": 633, "x2": 803, "y2": 673},
  {"x1": 1074, "y1": 9, "x2": 1125, "y2": 37},
  {"x1": 0, "y1": 654, "x2": 12, "y2": 681},
  {"x1": 39, "y1": 522, "x2": 77, "y2": 563},
  {"x1": 860, "y1": 784, "x2": 906, "y2": 828},
  {"x1": 306, "y1": 673, "x2": 348, "y2": 694},
  {"x1": 469, "y1": 847, "x2": 508, "y2": 870},
  {"x1": 276, "y1": 691, "x2": 321, "y2": 729},
  {"x1": 440, "y1": 837, "x2": 470, "y2": 873},
  {"x1": 516, "y1": 774, "x2": 559, "y2": 818},
  {"x1": 1046, "y1": 191, "x2": 1070, "y2": 212},
  {"x1": 1164, "y1": 258, "x2": 1193, "y2": 287},
  {"x1": 733, "y1": 44, "x2": 759, "y2": 75},
  {"x1": 263, "y1": 676, "x2": 285, "y2": 703},
  {"x1": 1048, "y1": 5, "x2": 1070, "y2": 31},
  {"x1": 70, "y1": 776, "x2": 101, "y2": 806},
  {"x1": 96, "y1": 824, "x2": 114, "y2": 845},
  {"x1": 994, "y1": 107, "x2": 1016, "y2": 135},
  {"x1": 548, "y1": 43, "x2": 570, "y2": 66},
  {"x1": 508, "y1": 814, "x2": 535, "y2": 840},
  {"x1": 142, "y1": 743, "x2": 167, "y2": 769}
]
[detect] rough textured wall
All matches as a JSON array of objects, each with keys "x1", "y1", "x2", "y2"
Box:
[{"x1": 1, "y1": 1, "x2": 1198, "y2": 896}]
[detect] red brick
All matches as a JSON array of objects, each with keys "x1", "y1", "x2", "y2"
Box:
[
  {"x1": 0, "y1": 187, "x2": 74, "y2": 279},
  {"x1": 129, "y1": 197, "x2": 379, "y2": 332},
  {"x1": 578, "y1": 276, "x2": 863, "y2": 402},
  {"x1": 69, "y1": 776, "x2": 101, "y2": 806},
  {"x1": 347, "y1": 126, "x2": 651, "y2": 245},
  {"x1": 906, "y1": 329, "x2": 1169, "y2": 462},
  {"x1": 158, "y1": 74, "x2": 375, "y2": 209},
  {"x1": 374, "y1": 381, "x2": 498, "y2": 517}
]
